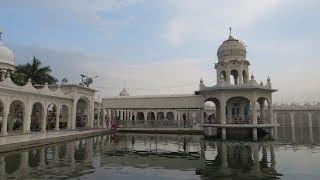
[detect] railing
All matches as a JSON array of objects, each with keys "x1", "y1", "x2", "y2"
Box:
[
  {"x1": 118, "y1": 119, "x2": 194, "y2": 129},
  {"x1": 257, "y1": 116, "x2": 271, "y2": 124},
  {"x1": 226, "y1": 116, "x2": 251, "y2": 124}
]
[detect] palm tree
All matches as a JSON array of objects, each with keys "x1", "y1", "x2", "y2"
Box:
[{"x1": 11, "y1": 57, "x2": 58, "y2": 86}]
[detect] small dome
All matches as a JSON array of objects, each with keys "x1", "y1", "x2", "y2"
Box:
[
  {"x1": 119, "y1": 88, "x2": 129, "y2": 96},
  {"x1": 217, "y1": 35, "x2": 246, "y2": 61},
  {"x1": 0, "y1": 40, "x2": 15, "y2": 69}
]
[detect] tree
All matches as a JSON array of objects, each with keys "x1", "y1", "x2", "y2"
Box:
[{"x1": 11, "y1": 57, "x2": 58, "y2": 86}]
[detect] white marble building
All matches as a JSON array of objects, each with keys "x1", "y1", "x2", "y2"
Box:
[
  {"x1": 0, "y1": 33, "x2": 97, "y2": 135},
  {"x1": 101, "y1": 32, "x2": 279, "y2": 140}
]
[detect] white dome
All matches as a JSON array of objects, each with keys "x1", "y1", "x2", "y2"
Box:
[
  {"x1": 0, "y1": 41, "x2": 15, "y2": 69},
  {"x1": 119, "y1": 88, "x2": 129, "y2": 96},
  {"x1": 217, "y1": 35, "x2": 246, "y2": 61}
]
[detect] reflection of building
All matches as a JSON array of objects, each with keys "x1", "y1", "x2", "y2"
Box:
[
  {"x1": 101, "y1": 31, "x2": 278, "y2": 140},
  {"x1": 0, "y1": 32, "x2": 98, "y2": 136}
]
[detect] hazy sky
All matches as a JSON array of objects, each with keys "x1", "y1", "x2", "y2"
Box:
[{"x1": 1, "y1": 0, "x2": 320, "y2": 102}]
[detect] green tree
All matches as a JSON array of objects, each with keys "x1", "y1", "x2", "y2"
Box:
[{"x1": 11, "y1": 57, "x2": 58, "y2": 86}]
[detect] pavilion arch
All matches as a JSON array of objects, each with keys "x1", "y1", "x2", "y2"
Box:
[
  {"x1": 205, "y1": 97, "x2": 220, "y2": 123},
  {"x1": 5, "y1": 154, "x2": 21, "y2": 174},
  {"x1": 76, "y1": 97, "x2": 90, "y2": 128},
  {"x1": 137, "y1": 112, "x2": 145, "y2": 121},
  {"x1": 220, "y1": 71, "x2": 227, "y2": 81},
  {"x1": 147, "y1": 112, "x2": 155, "y2": 121},
  {"x1": 226, "y1": 96, "x2": 251, "y2": 124},
  {"x1": 47, "y1": 103, "x2": 58, "y2": 130},
  {"x1": 242, "y1": 70, "x2": 248, "y2": 84},
  {"x1": 256, "y1": 97, "x2": 271, "y2": 124},
  {"x1": 31, "y1": 102, "x2": 44, "y2": 131},
  {"x1": 156, "y1": 112, "x2": 165, "y2": 121},
  {"x1": 230, "y1": 69, "x2": 239, "y2": 85},
  {"x1": 166, "y1": 112, "x2": 174, "y2": 121},
  {"x1": 60, "y1": 105, "x2": 68, "y2": 129},
  {"x1": 8, "y1": 100, "x2": 25, "y2": 132}
]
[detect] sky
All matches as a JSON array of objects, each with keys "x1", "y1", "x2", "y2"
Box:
[{"x1": 1, "y1": 0, "x2": 320, "y2": 103}]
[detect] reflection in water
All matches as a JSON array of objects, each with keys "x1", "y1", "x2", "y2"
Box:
[{"x1": 0, "y1": 128, "x2": 320, "y2": 179}]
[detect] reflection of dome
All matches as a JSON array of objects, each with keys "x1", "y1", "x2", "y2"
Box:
[
  {"x1": 119, "y1": 88, "x2": 129, "y2": 96},
  {"x1": 0, "y1": 34, "x2": 15, "y2": 69},
  {"x1": 217, "y1": 35, "x2": 246, "y2": 61}
]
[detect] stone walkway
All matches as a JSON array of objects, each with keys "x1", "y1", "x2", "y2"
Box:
[{"x1": 0, "y1": 129, "x2": 109, "y2": 153}]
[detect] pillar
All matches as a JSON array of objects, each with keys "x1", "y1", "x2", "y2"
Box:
[
  {"x1": 253, "y1": 144, "x2": 260, "y2": 173},
  {"x1": 221, "y1": 142, "x2": 228, "y2": 168},
  {"x1": 102, "y1": 109, "x2": 106, "y2": 128},
  {"x1": 21, "y1": 151, "x2": 29, "y2": 175},
  {"x1": 273, "y1": 112, "x2": 278, "y2": 139},
  {"x1": 220, "y1": 99, "x2": 226, "y2": 125},
  {"x1": 290, "y1": 112, "x2": 296, "y2": 141},
  {"x1": 67, "y1": 105, "x2": 72, "y2": 130},
  {"x1": 270, "y1": 144, "x2": 276, "y2": 169},
  {"x1": 24, "y1": 100, "x2": 32, "y2": 134},
  {"x1": 55, "y1": 105, "x2": 60, "y2": 131},
  {"x1": 253, "y1": 128, "x2": 257, "y2": 141},
  {"x1": 1, "y1": 103, "x2": 9, "y2": 135},
  {"x1": 0, "y1": 156, "x2": 5, "y2": 177},
  {"x1": 222, "y1": 128, "x2": 226, "y2": 140},
  {"x1": 251, "y1": 98, "x2": 257, "y2": 124},
  {"x1": 308, "y1": 112, "x2": 314, "y2": 142},
  {"x1": 54, "y1": 145, "x2": 59, "y2": 163},
  {"x1": 71, "y1": 100, "x2": 77, "y2": 130},
  {"x1": 39, "y1": 147, "x2": 46, "y2": 167},
  {"x1": 41, "y1": 107, "x2": 47, "y2": 132}
]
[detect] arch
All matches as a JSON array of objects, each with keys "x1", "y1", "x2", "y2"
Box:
[
  {"x1": 137, "y1": 112, "x2": 144, "y2": 121},
  {"x1": 230, "y1": 69, "x2": 239, "y2": 85},
  {"x1": 242, "y1": 70, "x2": 248, "y2": 84},
  {"x1": 31, "y1": 102, "x2": 44, "y2": 131},
  {"x1": 47, "y1": 103, "x2": 57, "y2": 130},
  {"x1": 156, "y1": 112, "x2": 165, "y2": 121},
  {"x1": 220, "y1": 71, "x2": 227, "y2": 81},
  {"x1": 28, "y1": 149, "x2": 40, "y2": 168},
  {"x1": 166, "y1": 112, "x2": 174, "y2": 121},
  {"x1": 205, "y1": 97, "x2": 220, "y2": 124},
  {"x1": 8, "y1": 100, "x2": 25, "y2": 132},
  {"x1": 76, "y1": 97, "x2": 90, "y2": 128},
  {"x1": 226, "y1": 96, "x2": 251, "y2": 124},
  {"x1": 60, "y1": 105, "x2": 68, "y2": 129},
  {"x1": 5, "y1": 154, "x2": 21, "y2": 174},
  {"x1": 256, "y1": 97, "x2": 270, "y2": 124},
  {"x1": 147, "y1": 112, "x2": 155, "y2": 121}
]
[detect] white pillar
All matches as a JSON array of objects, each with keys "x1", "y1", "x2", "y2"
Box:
[
  {"x1": 220, "y1": 99, "x2": 226, "y2": 124},
  {"x1": 55, "y1": 105, "x2": 60, "y2": 131},
  {"x1": 290, "y1": 112, "x2": 296, "y2": 141},
  {"x1": 24, "y1": 100, "x2": 33, "y2": 134},
  {"x1": 251, "y1": 98, "x2": 257, "y2": 124},
  {"x1": 253, "y1": 128, "x2": 258, "y2": 140},
  {"x1": 308, "y1": 112, "x2": 314, "y2": 142},
  {"x1": 222, "y1": 128, "x2": 226, "y2": 140},
  {"x1": 1, "y1": 103, "x2": 9, "y2": 135},
  {"x1": 253, "y1": 144, "x2": 260, "y2": 173},
  {"x1": 41, "y1": 106, "x2": 47, "y2": 132},
  {"x1": 71, "y1": 100, "x2": 77, "y2": 130},
  {"x1": 221, "y1": 142, "x2": 228, "y2": 168}
]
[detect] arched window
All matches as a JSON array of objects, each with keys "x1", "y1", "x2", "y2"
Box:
[{"x1": 230, "y1": 69, "x2": 239, "y2": 85}]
